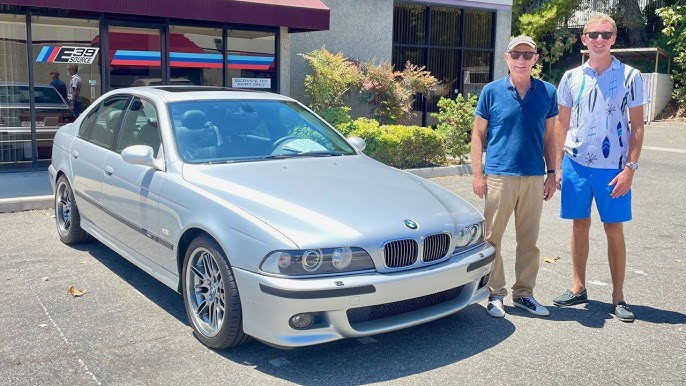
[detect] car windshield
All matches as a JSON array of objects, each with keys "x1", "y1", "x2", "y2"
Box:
[
  {"x1": 167, "y1": 99, "x2": 357, "y2": 163},
  {"x1": 0, "y1": 84, "x2": 66, "y2": 105}
]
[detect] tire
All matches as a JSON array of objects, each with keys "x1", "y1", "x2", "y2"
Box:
[
  {"x1": 54, "y1": 175, "x2": 90, "y2": 244},
  {"x1": 182, "y1": 235, "x2": 249, "y2": 349}
]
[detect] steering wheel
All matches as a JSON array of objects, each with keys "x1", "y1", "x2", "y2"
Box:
[{"x1": 272, "y1": 136, "x2": 298, "y2": 151}]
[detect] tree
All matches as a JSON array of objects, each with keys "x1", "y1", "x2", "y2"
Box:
[
  {"x1": 613, "y1": 0, "x2": 648, "y2": 46},
  {"x1": 515, "y1": 0, "x2": 579, "y2": 82},
  {"x1": 657, "y1": 4, "x2": 686, "y2": 109}
]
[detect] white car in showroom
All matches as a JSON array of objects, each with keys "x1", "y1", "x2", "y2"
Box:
[{"x1": 49, "y1": 86, "x2": 495, "y2": 349}]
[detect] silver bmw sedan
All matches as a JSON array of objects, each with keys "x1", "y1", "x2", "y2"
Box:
[{"x1": 49, "y1": 86, "x2": 495, "y2": 349}]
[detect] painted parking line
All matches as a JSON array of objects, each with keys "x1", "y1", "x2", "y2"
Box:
[{"x1": 643, "y1": 146, "x2": 686, "y2": 154}]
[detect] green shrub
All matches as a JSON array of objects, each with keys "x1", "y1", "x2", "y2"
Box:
[
  {"x1": 358, "y1": 60, "x2": 444, "y2": 125},
  {"x1": 342, "y1": 118, "x2": 446, "y2": 169},
  {"x1": 431, "y1": 94, "x2": 478, "y2": 163},
  {"x1": 317, "y1": 106, "x2": 352, "y2": 128},
  {"x1": 300, "y1": 47, "x2": 362, "y2": 111}
]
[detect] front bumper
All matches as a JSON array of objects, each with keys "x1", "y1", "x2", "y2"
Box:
[{"x1": 233, "y1": 242, "x2": 495, "y2": 348}]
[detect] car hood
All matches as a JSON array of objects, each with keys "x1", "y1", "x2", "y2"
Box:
[{"x1": 182, "y1": 155, "x2": 483, "y2": 248}]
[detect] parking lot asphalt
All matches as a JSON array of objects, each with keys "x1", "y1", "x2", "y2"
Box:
[{"x1": 1, "y1": 121, "x2": 685, "y2": 385}]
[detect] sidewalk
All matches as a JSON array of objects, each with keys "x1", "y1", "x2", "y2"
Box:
[{"x1": 0, "y1": 170, "x2": 53, "y2": 213}]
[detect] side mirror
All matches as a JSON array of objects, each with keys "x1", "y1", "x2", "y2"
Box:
[
  {"x1": 121, "y1": 145, "x2": 155, "y2": 167},
  {"x1": 347, "y1": 136, "x2": 366, "y2": 152}
]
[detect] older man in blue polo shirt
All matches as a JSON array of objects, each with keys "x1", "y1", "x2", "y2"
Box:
[{"x1": 470, "y1": 35, "x2": 559, "y2": 318}]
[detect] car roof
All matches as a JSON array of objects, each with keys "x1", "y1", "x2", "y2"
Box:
[
  {"x1": 113, "y1": 86, "x2": 296, "y2": 103},
  {"x1": 0, "y1": 81, "x2": 55, "y2": 88}
]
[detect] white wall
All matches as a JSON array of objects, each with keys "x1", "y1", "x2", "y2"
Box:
[
  {"x1": 642, "y1": 72, "x2": 673, "y2": 122},
  {"x1": 288, "y1": 0, "x2": 395, "y2": 103},
  {"x1": 494, "y1": 8, "x2": 512, "y2": 80}
]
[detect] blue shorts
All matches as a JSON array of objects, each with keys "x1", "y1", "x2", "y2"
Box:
[{"x1": 560, "y1": 156, "x2": 632, "y2": 223}]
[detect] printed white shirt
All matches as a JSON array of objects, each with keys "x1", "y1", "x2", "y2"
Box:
[{"x1": 557, "y1": 56, "x2": 648, "y2": 169}]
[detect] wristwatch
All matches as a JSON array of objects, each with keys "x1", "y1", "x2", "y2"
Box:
[
  {"x1": 625, "y1": 162, "x2": 638, "y2": 171},
  {"x1": 546, "y1": 169, "x2": 556, "y2": 175}
]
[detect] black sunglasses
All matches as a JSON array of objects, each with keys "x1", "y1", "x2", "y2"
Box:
[
  {"x1": 508, "y1": 51, "x2": 536, "y2": 60},
  {"x1": 585, "y1": 31, "x2": 614, "y2": 39}
]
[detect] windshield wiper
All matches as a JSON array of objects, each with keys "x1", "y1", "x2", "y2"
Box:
[{"x1": 261, "y1": 151, "x2": 347, "y2": 160}]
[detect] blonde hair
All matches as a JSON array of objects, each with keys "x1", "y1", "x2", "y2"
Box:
[{"x1": 583, "y1": 15, "x2": 617, "y2": 34}]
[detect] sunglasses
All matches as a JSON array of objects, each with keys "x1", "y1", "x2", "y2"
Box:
[
  {"x1": 508, "y1": 51, "x2": 536, "y2": 60},
  {"x1": 585, "y1": 31, "x2": 614, "y2": 40}
]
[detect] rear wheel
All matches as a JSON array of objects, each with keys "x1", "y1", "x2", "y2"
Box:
[
  {"x1": 182, "y1": 235, "x2": 249, "y2": 349},
  {"x1": 55, "y1": 175, "x2": 90, "y2": 244}
]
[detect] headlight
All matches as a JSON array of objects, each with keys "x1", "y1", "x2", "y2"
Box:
[
  {"x1": 454, "y1": 222, "x2": 485, "y2": 252},
  {"x1": 261, "y1": 247, "x2": 375, "y2": 276}
]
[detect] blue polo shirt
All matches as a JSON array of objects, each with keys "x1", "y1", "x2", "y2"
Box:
[{"x1": 475, "y1": 76, "x2": 558, "y2": 176}]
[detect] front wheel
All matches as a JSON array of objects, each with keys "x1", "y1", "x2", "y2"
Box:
[
  {"x1": 54, "y1": 175, "x2": 90, "y2": 244},
  {"x1": 182, "y1": 235, "x2": 249, "y2": 349}
]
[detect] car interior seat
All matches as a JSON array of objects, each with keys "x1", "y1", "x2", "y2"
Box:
[
  {"x1": 137, "y1": 119, "x2": 161, "y2": 157},
  {"x1": 179, "y1": 110, "x2": 221, "y2": 160}
]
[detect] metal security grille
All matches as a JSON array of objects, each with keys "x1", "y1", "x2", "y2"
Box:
[
  {"x1": 392, "y1": 2, "x2": 495, "y2": 126},
  {"x1": 423, "y1": 233, "x2": 451, "y2": 262},
  {"x1": 347, "y1": 285, "x2": 464, "y2": 325},
  {"x1": 383, "y1": 239, "x2": 418, "y2": 268}
]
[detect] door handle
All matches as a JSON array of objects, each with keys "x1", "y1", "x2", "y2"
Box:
[
  {"x1": 104, "y1": 165, "x2": 113, "y2": 176},
  {"x1": 71, "y1": 150, "x2": 78, "y2": 159}
]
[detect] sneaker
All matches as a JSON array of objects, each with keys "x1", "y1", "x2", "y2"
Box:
[
  {"x1": 614, "y1": 301, "x2": 635, "y2": 323},
  {"x1": 486, "y1": 295, "x2": 505, "y2": 318},
  {"x1": 553, "y1": 288, "x2": 588, "y2": 306},
  {"x1": 513, "y1": 296, "x2": 550, "y2": 316}
]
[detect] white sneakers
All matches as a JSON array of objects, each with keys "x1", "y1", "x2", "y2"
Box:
[
  {"x1": 487, "y1": 295, "x2": 550, "y2": 317},
  {"x1": 513, "y1": 295, "x2": 550, "y2": 316},
  {"x1": 487, "y1": 296, "x2": 506, "y2": 318}
]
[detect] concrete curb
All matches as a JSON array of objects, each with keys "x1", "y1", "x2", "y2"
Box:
[
  {"x1": 0, "y1": 195, "x2": 53, "y2": 214},
  {"x1": 405, "y1": 164, "x2": 473, "y2": 178}
]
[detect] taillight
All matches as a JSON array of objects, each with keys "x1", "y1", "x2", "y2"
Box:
[{"x1": 59, "y1": 113, "x2": 75, "y2": 124}]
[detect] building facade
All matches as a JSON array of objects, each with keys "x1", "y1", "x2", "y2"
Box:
[
  {"x1": 0, "y1": 0, "x2": 511, "y2": 171},
  {"x1": 289, "y1": 0, "x2": 511, "y2": 125}
]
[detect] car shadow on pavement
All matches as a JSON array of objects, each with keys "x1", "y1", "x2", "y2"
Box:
[
  {"x1": 214, "y1": 304, "x2": 516, "y2": 385},
  {"x1": 77, "y1": 240, "x2": 189, "y2": 325},
  {"x1": 505, "y1": 300, "x2": 686, "y2": 328},
  {"x1": 72, "y1": 238, "x2": 517, "y2": 383}
]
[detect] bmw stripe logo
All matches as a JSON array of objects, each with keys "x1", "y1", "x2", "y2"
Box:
[{"x1": 404, "y1": 219, "x2": 418, "y2": 230}]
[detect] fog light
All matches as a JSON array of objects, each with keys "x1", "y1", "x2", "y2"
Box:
[
  {"x1": 289, "y1": 313, "x2": 314, "y2": 330},
  {"x1": 478, "y1": 273, "x2": 490, "y2": 289}
]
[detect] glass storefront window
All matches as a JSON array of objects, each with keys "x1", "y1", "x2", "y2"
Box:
[
  {"x1": 227, "y1": 30, "x2": 275, "y2": 91},
  {"x1": 108, "y1": 26, "x2": 162, "y2": 89},
  {"x1": 168, "y1": 25, "x2": 222, "y2": 87},
  {"x1": 0, "y1": 13, "x2": 28, "y2": 168},
  {"x1": 31, "y1": 17, "x2": 100, "y2": 156}
]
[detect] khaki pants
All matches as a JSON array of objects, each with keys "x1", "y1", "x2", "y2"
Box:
[{"x1": 484, "y1": 175, "x2": 544, "y2": 299}]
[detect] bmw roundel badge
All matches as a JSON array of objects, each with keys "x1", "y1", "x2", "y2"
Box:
[{"x1": 404, "y1": 219, "x2": 418, "y2": 230}]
